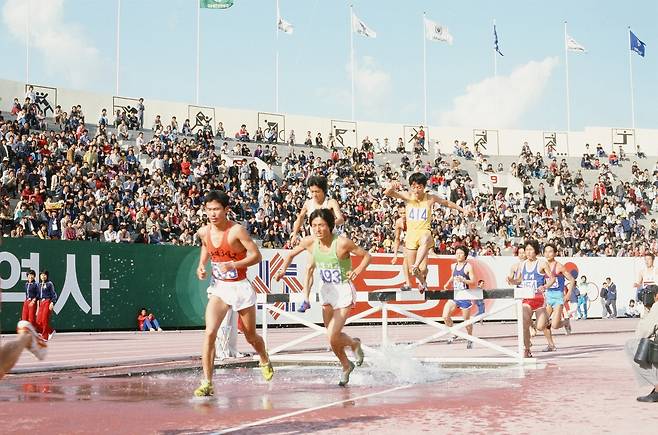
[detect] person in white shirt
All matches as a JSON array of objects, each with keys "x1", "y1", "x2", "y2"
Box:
[{"x1": 103, "y1": 224, "x2": 118, "y2": 243}]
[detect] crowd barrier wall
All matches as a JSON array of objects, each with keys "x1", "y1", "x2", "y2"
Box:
[
  {"x1": 0, "y1": 239, "x2": 645, "y2": 331},
  {"x1": 2, "y1": 78, "x2": 656, "y2": 157}
]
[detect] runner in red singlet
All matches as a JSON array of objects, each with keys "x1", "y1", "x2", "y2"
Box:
[{"x1": 193, "y1": 191, "x2": 273, "y2": 397}]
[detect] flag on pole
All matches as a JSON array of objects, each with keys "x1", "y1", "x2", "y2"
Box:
[
  {"x1": 493, "y1": 24, "x2": 503, "y2": 56},
  {"x1": 352, "y1": 11, "x2": 377, "y2": 38},
  {"x1": 200, "y1": 0, "x2": 233, "y2": 9},
  {"x1": 566, "y1": 34, "x2": 586, "y2": 53},
  {"x1": 278, "y1": 17, "x2": 293, "y2": 34},
  {"x1": 630, "y1": 30, "x2": 645, "y2": 57},
  {"x1": 424, "y1": 17, "x2": 453, "y2": 44}
]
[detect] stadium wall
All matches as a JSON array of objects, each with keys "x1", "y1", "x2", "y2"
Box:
[
  {"x1": 2, "y1": 78, "x2": 656, "y2": 157},
  {"x1": 0, "y1": 239, "x2": 643, "y2": 331}
]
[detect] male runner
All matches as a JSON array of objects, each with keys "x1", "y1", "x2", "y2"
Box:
[
  {"x1": 290, "y1": 176, "x2": 345, "y2": 312},
  {"x1": 635, "y1": 253, "x2": 658, "y2": 298},
  {"x1": 442, "y1": 246, "x2": 477, "y2": 349},
  {"x1": 542, "y1": 243, "x2": 575, "y2": 351},
  {"x1": 384, "y1": 173, "x2": 469, "y2": 292},
  {"x1": 391, "y1": 203, "x2": 412, "y2": 291},
  {"x1": 194, "y1": 190, "x2": 273, "y2": 397},
  {"x1": 509, "y1": 240, "x2": 555, "y2": 358},
  {"x1": 275, "y1": 208, "x2": 370, "y2": 386}
]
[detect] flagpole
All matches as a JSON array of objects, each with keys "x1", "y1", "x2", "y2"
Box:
[
  {"x1": 26, "y1": 0, "x2": 30, "y2": 85},
  {"x1": 628, "y1": 27, "x2": 635, "y2": 129},
  {"x1": 195, "y1": 1, "x2": 201, "y2": 105},
  {"x1": 493, "y1": 19, "x2": 497, "y2": 78},
  {"x1": 350, "y1": 5, "x2": 355, "y2": 121},
  {"x1": 275, "y1": 0, "x2": 280, "y2": 112},
  {"x1": 115, "y1": 0, "x2": 121, "y2": 96},
  {"x1": 423, "y1": 12, "x2": 427, "y2": 127},
  {"x1": 564, "y1": 21, "x2": 571, "y2": 132}
]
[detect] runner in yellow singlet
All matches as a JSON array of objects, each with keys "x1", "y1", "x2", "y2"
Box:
[{"x1": 384, "y1": 172, "x2": 470, "y2": 292}]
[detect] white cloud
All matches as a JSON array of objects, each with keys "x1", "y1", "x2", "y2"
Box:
[
  {"x1": 439, "y1": 57, "x2": 559, "y2": 129},
  {"x1": 2, "y1": 0, "x2": 106, "y2": 87}
]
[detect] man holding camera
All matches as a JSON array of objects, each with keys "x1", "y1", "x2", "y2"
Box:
[{"x1": 625, "y1": 285, "x2": 658, "y2": 402}]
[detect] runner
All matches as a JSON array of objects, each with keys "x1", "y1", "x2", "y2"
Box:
[
  {"x1": 542, "y1": 243, "x2": 575, "y2": 351},
  {"x1": 289, "y1": 176, "x2": 345, "y2": 312},
  {"x1": 275, "y1": 208, "x2": 370, "y2": 386},
  {"x1": 194, "y1": 190, "x2": 273, "y2": 397},
  {"x1": 391, "y1": 203, "x2": 412, "y2": 291},
  {"x1": 509, "y1": 240, "x2": 555, "y2": 358},
  {"x1": 384, "y1": 173, "x2": 469, "y2": 292},
  {"x1": 442, "y1": 246, "x2": 477, "y2": 349},
  {"x1": 634, "y1": 252, "x2": 658, "y2": 298}
]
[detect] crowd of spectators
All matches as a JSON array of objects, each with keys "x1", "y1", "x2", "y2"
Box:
[{"x1": 2, "y1": 92, "x2": 658, "y2": 257}]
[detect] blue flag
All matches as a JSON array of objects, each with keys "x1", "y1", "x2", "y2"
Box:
[
  {"x1": 630, "y1": 30, "x2": 645, "y2": 57},
  {"x1": 494, "y1": 24, "x2": 503, "y2": 56}
]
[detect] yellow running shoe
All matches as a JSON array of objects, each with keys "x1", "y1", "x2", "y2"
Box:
[
  {"x1": 194, "y1": 380, "x2": 214, "y2": 397},
  {"x1": 260, "y1": 361, "x2": 274, "y2": 381}
]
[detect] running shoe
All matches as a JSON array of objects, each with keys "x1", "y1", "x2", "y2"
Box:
[
  {"x1": 466, "y1": 341, "x2": 473, "y2": 350},
  {"x1": 338, "y1": 361, "x2": 355, "y2": 387},
  {"x1": 297, "y1": 300, "x2": 311, "y2": 313},
  {"x1": 353, "y1": 338, "x2": 365, "y2": 367},
  {"x1": 524, "y1": 348, "x2": 533, "y2": 358},
  {"x1": 17, "y1": 321, "x2": 47, "y2": 361},
  {"x1": 563, "y1": 318, "x2": 572, "y2": 335},
  {"x1": 542, "y1": 345, "x2": 557, "y2": 352},
  {"x1": 400, "y1": 285, "x2": 412, "y2": 291},
  {"x1": 447, "y1": 335, "x2": 458, "y2": 344},
  {"x1": 193, "y1": 380, "x2": 214, "y2": 397},
  {"x1": 47, "y1": 330, "x2": 56, "y2": 341},
  {"x1": 260, "y1": 360, "x2": 274, "y2": 381},
  {"x1": 418, "y1": 282, "x2": 428, "y2": 294}
]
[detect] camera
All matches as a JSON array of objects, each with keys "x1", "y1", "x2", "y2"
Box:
[{"x1": 638, "y1": 285, "x2": 658, "y2": 308}]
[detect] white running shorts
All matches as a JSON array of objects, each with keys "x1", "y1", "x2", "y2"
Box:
[
  {"x1": 319, "y1": 282, "x2": 356, "y2": 310},
  {"x1": 207, "y1": 279, "x2": 256, "y2": 312}
]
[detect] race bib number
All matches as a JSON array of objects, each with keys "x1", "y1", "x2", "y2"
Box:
[
  {"x1": 320, "y1": 268, "x2": 342, "y2": 284},
  {"x1": 212, "y1": 262, "x2": 238, "y2": 281},
  {"x1": 522, "y1": 279, "x2": 539, "y2": 294},
  {"x1": 454, "y1": 279, "x2": 466, "y2": 290},
  {"x1": 407, "y1": 207, "x2": 427, "y2": 221}
]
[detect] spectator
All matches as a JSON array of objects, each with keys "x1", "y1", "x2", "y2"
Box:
[
  {"x1": 625, "y1": 299, "x2": 641, "y2": 318},
  {"x1": 37, "y1": 270, "x2": 57, "y2": 340},
  {"x1": 21, "y1": 270, "x2": 39, "y2": 325},
  {"x1": 137, "y1": 98, "x2": 145, "y2": 129},
  {"x1": 624, "y1": 286, "x2": 658, "y2": 402},
  {"x1": 137, "y1": 308, "x2": 163, "y2": 332},
  {"x1": 605, "y1": 277, "x2": 618, "y2": 318}
]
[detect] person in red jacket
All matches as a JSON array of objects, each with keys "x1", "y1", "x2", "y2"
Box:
[{"x1": 137, "y1": 308, "x2": 163, "y2": 332}]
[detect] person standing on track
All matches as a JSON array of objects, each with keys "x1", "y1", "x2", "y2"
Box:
[
  {"x1": 384, "y1": 172, "x2": 469, "y2": 292},
  {"x1": 194, "y1": 191, "x2": 273, "y2": 397},
  {"x1": 442, "y1": 246, "x2": 477, "y2": 349},
  {"x1": 275, "y1": 208, "x2": 370, "y2": 386},
  {"x1": 289, "y1": 176, "x2": 345, "y2": 312},
  {"x1": 541, "y1": 244, "x2": 575, "y2": 351},
  {"x1": 36, "y1": 271, "x2": 57, "y2": 341},
  {"x1": 21, "y1": 270, "x2": 39, "y2": 326},
  {"x1": 391, "y1": 203, "x2": 412, "y2": 291},
  {"x1": 509, "y1": 240, "x2": 555, "y2": 358}
]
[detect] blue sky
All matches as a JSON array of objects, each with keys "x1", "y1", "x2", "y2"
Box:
[{"x1": 1, "y1": 0, "x2": 658, "y2": 131}]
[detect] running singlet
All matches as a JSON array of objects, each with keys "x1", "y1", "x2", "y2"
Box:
[
  {"x1": 406, "y1": 198, "x2": 431, "y2": 233},
  {"x1": 307, "y1": 197, "x2": 330, "y2": 214},
  {"x1": 205, "y1": 222, "x2": 247, "y2": 283},
  {"x1": 546, "y1": 263, "x2": 564, "y2": 293},
  {"x1": 521, "y1": 260, "x2": 546, "y2": 296},
  {"x1": 313, "y1": 235, "x2": 352, "y2": 285},
  {"x1": 452, "y1": 263, "x2": 470, "y2": 290}
]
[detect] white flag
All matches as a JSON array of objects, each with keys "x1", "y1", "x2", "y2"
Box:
[
  {"x1": 352, "y1": 11, "x2": 377, "y2": 38},
  {"x1": 278, "y1": 17, "x2": 293, "y2": 34},
  {"x1": 424, "y1": 17, "x2": 453, "y2": 44},
  {"x1": 566, "y1": 34, "x2": 586, "y2": 53}
]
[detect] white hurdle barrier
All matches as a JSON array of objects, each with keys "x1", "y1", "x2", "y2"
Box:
[{"x1": 256, "y1": 287, "x2": 536, "y2": 366}]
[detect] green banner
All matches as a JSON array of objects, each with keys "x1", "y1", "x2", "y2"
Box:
[
  {"x1": 0, "y1": 238, "x2": 208, "y2": 332},
  {"x1": 200, "y1": 0, "x2": 234, "y2": 9}
]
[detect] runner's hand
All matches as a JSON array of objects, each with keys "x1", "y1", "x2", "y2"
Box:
[
  {"x1": 196, "y1": 264, "x2": 207, "y2": 280},
  {"x1": 273, "y1": 270, "x2": 284, "y2": 282},
  {"x1": 391, "y1": 253, "x2": 398, "y2": 265},
  {"x1": 348, "y1": 267, "x2": 363, "y2": 281},
  {"x1": 219, "y1": 261, "x2": 236, "y2": 274}
]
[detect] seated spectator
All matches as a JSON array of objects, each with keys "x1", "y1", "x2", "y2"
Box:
[
  {"x1": 625, "y1": 299, "x2": 641, "y2": 318},
  {"x1": 609, "y1": 151, "x2": 619, "y2": 166},
  {"x1": 216, "y1": 121, "x2": 225, "y2": 139},
  {"x1": 181, "y1": 119, "x2": 192, "y2": 136},
  {"x1": 596, "y1": 144, "x2": 606, "y2": 157},
  {"x1": 636, "y1": 144, "x2": 646, "y2": 159},
  {"x1": 304, "y1": 131, "x2": 312, "y2": 147},
  {"x1": 236, "y1": 124, "x2": 250, "y2": 141},
  {"x1": 137, "y1": 308, "x2": 163, "y2": 332}
]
